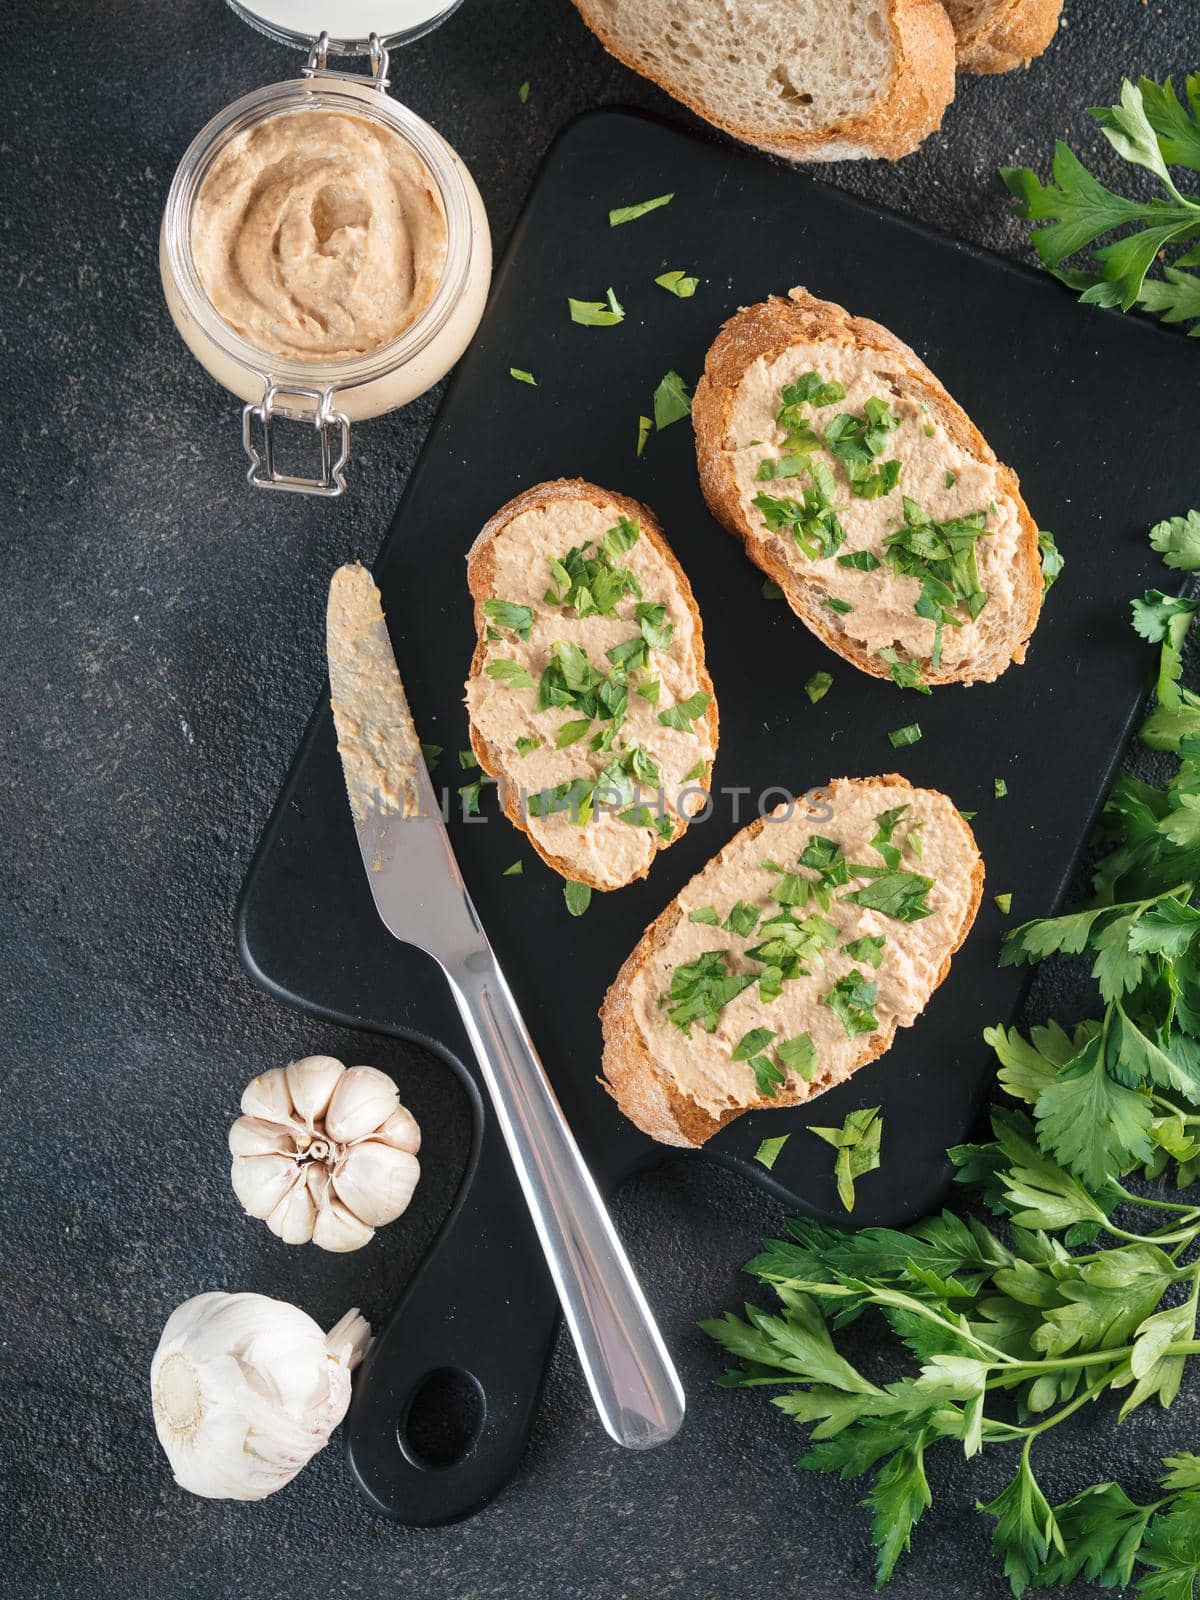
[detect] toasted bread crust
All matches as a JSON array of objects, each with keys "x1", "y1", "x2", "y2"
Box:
[
  {"x1": 570, "y1": 0, "x2": 956, "y2": 162},
  {"x1": 600, "y1": 775, "x2": 984, "y2": 1147},
  {"x1": 953, "y1": 0, "x2": 1062, "y2": 73},
  {"x1": 465, "y1": 478, "x2": 719, "y2": 891},
  {"x1": 692, "y1": 286, "x2": 1043, "y2": 687}
]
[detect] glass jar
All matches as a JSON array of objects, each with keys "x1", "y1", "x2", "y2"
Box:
[{"x1": 161, "y1": 25, "x2": 491, "y2": 496}]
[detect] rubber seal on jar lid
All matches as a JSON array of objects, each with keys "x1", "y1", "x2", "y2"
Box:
[{"x1": 226, "y1": 0, "x2": 464, "y2": 53}]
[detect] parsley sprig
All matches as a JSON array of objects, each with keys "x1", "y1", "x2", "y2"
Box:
[
  {"x1": 705, "y1": 1157, "x2": 1200, "y2": 1592},
  {"x1": 1002, "y1": 75, "x2": 1200, "y2": 333},
  {"x1": 706, "y1": 508, "x2": 1200, "y2": 1594}
]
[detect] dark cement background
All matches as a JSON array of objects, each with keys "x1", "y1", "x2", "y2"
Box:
[{"x1": 4, "y1": 2, "x2": 1200, "y2": 1596}]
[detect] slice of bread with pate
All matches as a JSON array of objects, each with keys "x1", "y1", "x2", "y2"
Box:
[
  {"x1": 601, "y1": 775, "x2": 982, "y2": 1147},
  {"x1": 693, "y1": 287, "x2": 1044, "y2": 689},
  {"x1": 465, "y1": 479, "x2": 718, "y2": 891},
  {"x1": 943, "y1": 0, "x2": 1063, "y2": 73},
  {"x1": 570, "y1": 0, "x2": 956, "y2": 162}
]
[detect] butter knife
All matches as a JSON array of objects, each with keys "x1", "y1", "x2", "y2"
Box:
[{"x1": 326, "y1": 562, "x2": 685, "y2": 1452}]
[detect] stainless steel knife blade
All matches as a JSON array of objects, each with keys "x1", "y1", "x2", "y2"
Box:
[{"x1": 326, "y1": 562, "x2": 684, "y2": 1450}]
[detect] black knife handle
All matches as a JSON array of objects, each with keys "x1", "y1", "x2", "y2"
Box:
[{"x1": 344, "y1": 1088, "x2": 560, "y2": 1525}]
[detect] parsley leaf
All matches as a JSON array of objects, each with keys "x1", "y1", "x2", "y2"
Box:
[
  {"x1": 843, "y1": 870, "x2": 935, "y2": 923},
  {"x1": 1150, "y1": 509, "x2": 1200, "y2": 573},
  {"x1": 805, "y1": 671, "x2": 833, "y2": 704},
  {"x1": 1001, "y1": 77, "x2": 1200, "y2": 331},
  {"x1": 653, "y1": 369, "x2": 693, "y2": 429},
  {"x1": 609, "y1": 193, "x2": 673, "y2": 226},
  {"x1": 563, "y1": 880, "x2": 592, "y2": 916},
  {"x1": 754, "y1": 1134, "x2": 790, "y2": 1171},
  {"x1": 483, "y1": 598, "x2": 534, "y2": 636},
  {"x1": 658, "y1": 690, "x2": 711, "y2": 730},
  {"x1": 509, "y1": 367, "x2": 536, "y2": 386},
  {"x1": 823, "y1": 971, "x2": 880, "y2": 1038},
  {"x1": 655, "y1": 269, "x2": 698, "y2": 297},
  {"x1": 485, "y1": 659, "x2": 534, "y2": 689},
  {"x1": 664, "y1": 950, "x2": 757, "y2": 1035},
  {"x1": 568, "y1": 289, "x2": 625, "y2": 327},
  {"x1": 808, "y1": 1104, "x2": 884, "y2": 1211},
  {"x1": 889, "y1": 722, "x2": 923, "y2": 748}
]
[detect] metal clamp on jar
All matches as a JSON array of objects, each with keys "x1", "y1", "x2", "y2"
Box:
[{"x1": 161, "y1": 3, "x2": 491, "y2": 497}]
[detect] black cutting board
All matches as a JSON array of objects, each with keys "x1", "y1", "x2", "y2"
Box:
[{"x1": 237, "y1": 109, "x2": 1200, "y2": 1526}]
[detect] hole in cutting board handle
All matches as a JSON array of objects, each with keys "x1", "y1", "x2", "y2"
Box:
[{"x1": 398, "y1": 1368, "x2": 487, "y2": 1470}]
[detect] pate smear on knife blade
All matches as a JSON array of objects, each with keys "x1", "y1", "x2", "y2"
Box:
[{"x1": 327, "y1": 563, "x2": 422, "y2": 821}]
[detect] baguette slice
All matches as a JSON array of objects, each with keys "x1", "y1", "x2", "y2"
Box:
[
  {"x1": 943, "y1": 0, "x2": 1063, "y2": 73},
  {"x1": 570, "y1": 0, "x2": 956, "y2": 162},
  {"x1": 465, "y1": 479, "x2": 718, "y2": 891},
  {"x1": 694, "y1": 286, "x2": 1043, "y2": 688},
  {"x1": 601, "y1": 775, "x2": 982, "y2": 1148}
]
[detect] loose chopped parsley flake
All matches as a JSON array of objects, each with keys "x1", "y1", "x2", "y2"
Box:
[
  {"x1": 732, "y1": 1027, "x2": 776, "y2": 1062},
  {"x1": 458, "y1": 749, "x2": 478, "y2": 770},
  {"x1": 420, "y1": 742, "x2": 442, "y2": 768},
  {"x1": 486, "y1": 659, "x2": 534, "y2": 689},
  {"x1": 843, "y1": 934, "x2": 886, "y2": 969},
  {"x1": 870, "y1": 805, "x2": 910, "y2": 869},
  {"x1": 518, "y1": 80, "x2": 530, "y2": 104},
  {"x1": 889, "y1": 722, "x2": 923, "y2": 748},
  {"x1": 837, "y1": 550, "x2": 881, "y2": 572},
  {"x1": 842, "y1": 870, "x2": 935, "y2": 923},
  {"x1": 655, "y1": 269, "x2": 698, "y2": 297},
  {"x1": 805, "y1": 671, "x2": 833, "y2": 704},
  {"x1": 653, "y1": 369, "x2": 693, "y2": 429},
  {"x1": 568, "y1": 289, "x2": 625, "y2": 326},
  {"x1": 823, "y1": 970, "x2": 880, "y2": 1038},
  {"x1": 563, "y1": 881, "x2": 592, "y2": 916},
  {"x1": 636, "y1": 414, "x2": 652, "y2": 456},
  {"x1": 995, "y1": 892, "x2": 1013, "y2": 914},
  {"x1": 483, "y1": 598, "x2": 533, "y2": 636},
  {"x1": 514, "y1": 735, "x2": 541, "y2": 757},
  {"x1": 777, "y1": 1032, "x2": 818, "y2": 1080},
  {"x1": 509, "y1": 367, "x2": 536, "y2": 386},
  {"x1": 459, "y1": 776, "x2": 496, "y2": 816},
  {"x1": 688, "y1": 905, "x2": 720, "y2": 925},
  {"x1": 825, "y1": 596, "x2": 855, "y2": 614},
  {"x1": 878, "y1": 647, "x2": 931, "y2": 694},
  {"x1": 762, "y1": 579, "x2": 785, "y2": 600},
  {"x1": 753, "y1": 1134, "x2": 789, "y2": 1171},
  {"x1": 751, "y1": 1055, "x2": 787, "y2": 1097},
  {"x1": 807, "y1": 1105, "x2": 883, "y2": 1211},
  {"x1": 1039, "y1": 529, "x2": 1065, "y2": 595},
  {"x1": 995, "y1": 777, "x2": 1009, "y2": 798},
  {"x1": 502, "y1": 860, "x2": 523, "y2": 876},
  {"x1": 609, "y1": 193, "x2": 673, "y2": 226},
  {"x1": 682, "y1": 759, "x2": 707, "y2": 782},
  {"x1": 724, "y1": 900, "x2": 762, "y2": 937},
  {"x1": 658, "y1": 690, "x2": 711, "y2": 731},
  {"x1": 555, "y1": 718, "x2": 592, "y2": 749}
]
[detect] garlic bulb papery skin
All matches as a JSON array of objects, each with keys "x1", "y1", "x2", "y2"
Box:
[
  {"x1": 150, "y1": 1292, "x2": 371, "y2": 1500},
  {"x1": 229, "y1": 1056, "x2": 421, "y2": 1252}
]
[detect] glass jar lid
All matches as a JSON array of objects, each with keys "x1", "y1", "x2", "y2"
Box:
[{"x1": 226, "y1": 0, "x2": 464, "y2": 53}]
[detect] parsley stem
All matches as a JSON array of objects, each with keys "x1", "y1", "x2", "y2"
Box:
[{"x1": 1111, "y1": 1182, "x2": 1200, "y2": 1216}]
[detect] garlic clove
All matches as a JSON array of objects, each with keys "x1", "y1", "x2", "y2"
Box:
[
  {"x1": 284, "y1": 1055, "x2": 345, "y2": 1131},
  {"x1": 366, "y1": 1103, "x2": 422, "y2": 1156},
  {"x1": 332, "y1": 1141, "x2": 420, "y2": 1228},
  {"x1": 312, "y1": 1192, "x2": 376, "y2": 1253},
  {"x1": 324, "y1": 1307, "x2": 373, "y2": 1367},
  {"x1": 265, "y1": 1175, "x2": 317, "y2": 1245},
  {"x1": 240, "y1": 1067, "x2": 302, "y2": 1130},
  {"x1": 231, "y1": 1152, "x2": 302, "y2": 1220},
  {"x1": 228, "y1": 1115, "x2": 297, "y2": 1159},
  {"x1": 324, "y1": 1064, "x2": 400, "y2": 1142}
]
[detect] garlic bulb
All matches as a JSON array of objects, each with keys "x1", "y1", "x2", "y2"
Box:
[
  {"x1": 229, "y1": 1056, "x2": 421, "y2": 1251},
  {"x1": 150, "y1": 1292, "x2": 371, "y2": 1500}
]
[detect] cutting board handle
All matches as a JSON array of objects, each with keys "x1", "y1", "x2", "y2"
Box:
[{"x1": 344, "y1": 1091, "x2": 560, "y2": 1525}]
